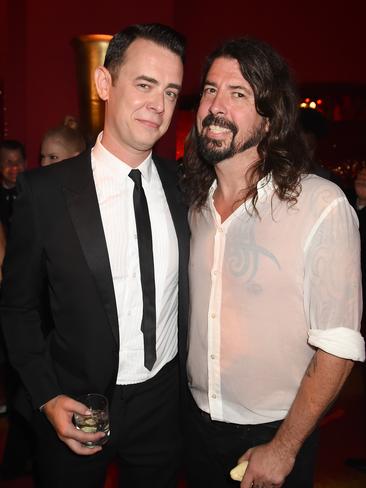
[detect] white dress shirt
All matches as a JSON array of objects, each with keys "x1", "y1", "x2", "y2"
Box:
[
  {"x1": 187, "y1": 173, "x2": 365, "y2": 425},
  {"x1": 92, "y1": 134, "x2": 179, "y2": 384}
]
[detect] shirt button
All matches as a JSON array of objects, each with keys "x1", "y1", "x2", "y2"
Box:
[
  {"x1": 218, "y1": 228, "x2": 223, "y2": 233},
  {"x1": 213, "y1": 270, "x2": 218, "y2": 275},
  {"x1": 210, "y1": 354, "x2": 215, "y2": 360},
  {"x1": 211, "y1": 394, "x2": 217, "y2": 399},
  {"x1": 132, "y1": 272, "x2": 136, "y2": 278},
  {"x1": 211, "y1": 313, "x2": 216, "y2": 319}
]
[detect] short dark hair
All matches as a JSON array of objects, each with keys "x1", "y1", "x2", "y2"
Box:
[
  {"x1": 104, "y1": 23, "x2": 186, "y2": 83},
  {"x1": 182, "y1": 37, "x2": 312, "y2": 210},
  {"x1": 0, "y1": 139, "x2": 26, "y2": 161}
]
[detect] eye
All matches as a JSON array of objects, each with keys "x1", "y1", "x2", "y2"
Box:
[
  {"x1": 137, "y1": 83, "x2": 150, "y2": 90},
  {"x1": 166, "y1": 90, "x2": 178, "y2": 101},
  {"x1": 233, "y1": 92, "x2": 245, "y2": 98},
  {"x1": 203, "y1": 86, "x2": 216, "y2": 96}
]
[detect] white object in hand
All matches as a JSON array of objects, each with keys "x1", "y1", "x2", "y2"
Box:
[{"x1": 230, "y1": 460, "x2": 249, "y2": 481}]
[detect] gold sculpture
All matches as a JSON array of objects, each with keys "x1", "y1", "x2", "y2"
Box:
[{"x1": 72, "y1": 34, "x2": 112, "y2": 144}]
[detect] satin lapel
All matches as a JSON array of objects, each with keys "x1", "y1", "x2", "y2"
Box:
[
  {"x1": 61, "y1": 153, "x2": 119, "y2": 347},
  {"x1": 154, "y1": 156, "x2": 190, "y2": 364},
  {"x1": 153, "y1": 156, "x2": 189, "y2": 254}
]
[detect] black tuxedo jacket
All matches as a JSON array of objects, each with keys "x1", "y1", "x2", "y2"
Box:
[{"x1": 0, "y1": 151, "x2": 189, "y2": 415}]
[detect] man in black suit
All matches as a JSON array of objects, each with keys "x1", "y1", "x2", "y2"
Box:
[{"x1": 1, "y1": 23, "x2": 189, "y2": 488}]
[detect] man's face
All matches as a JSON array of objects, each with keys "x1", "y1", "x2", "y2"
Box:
[
  {"x1": 0, "y1": 148, "x2": 25, "y2": 188},
  {"x1": 196, "y1": 57, "x2": 267, "y2": 164},
  {"x1": 98, "y1": 38, "x2": 183, "y2": 161}
]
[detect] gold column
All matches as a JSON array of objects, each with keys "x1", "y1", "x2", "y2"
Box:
[{"x1": 72, "y1": 34, "x2": 112, "y2": 144}]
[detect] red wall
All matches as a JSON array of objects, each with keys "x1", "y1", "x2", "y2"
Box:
[
  {"x1": 1, "y1": 0, "x2": 365, "y2": 166},
  {"x1": 176, "y1": 0, "x2": 365, "y2": 94},
  {"x1": 2, "y1": 0, "x2": 175, "y2": 165}
]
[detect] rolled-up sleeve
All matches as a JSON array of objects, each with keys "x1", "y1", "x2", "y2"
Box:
[{"x1": 304, "y1": 195, "x2": 365, "y2": 361}]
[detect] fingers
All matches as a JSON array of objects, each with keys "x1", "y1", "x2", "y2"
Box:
[
  {"x1": 61, "y1": 422, "x2": 107, "y2": 445},
  {"x1": 238, "y1": 448, "x2": 253, "y2": 463},
  {"x1": 59, "y1": 396, "x2": 92, "y2": 416},
  {"x1": 58, "y1": 419, "x2": 106, "y2": 454},
  {"x1": 43, "y1": 394, "x2": 106, "y2": 453},
  {"x1": 240, "y1": 473, "x2": 254, "y2": 488},
  {"x1": 62, "y1": 437, "x2": 103, "y2": 456}
]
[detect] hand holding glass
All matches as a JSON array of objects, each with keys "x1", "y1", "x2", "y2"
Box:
[{"x1": 73, "y1": 393, "x2": 110, "y2": 448}]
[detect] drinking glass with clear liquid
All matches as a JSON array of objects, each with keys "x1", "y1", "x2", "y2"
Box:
[{"x1": 73, "y1": 393, "x2": 110, "y2": 448}]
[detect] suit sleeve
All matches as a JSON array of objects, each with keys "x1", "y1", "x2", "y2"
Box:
[{"x1": 0, "y1": 173, "x2": 62, "y2": 410}]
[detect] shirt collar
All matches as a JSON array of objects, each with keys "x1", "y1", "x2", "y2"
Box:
[
  {"x1": 208, "y1": 173, "x2": 274, "y2": 202},
  {"x1": 92, "y1": 132, "x2": 153, "y2": 182}
]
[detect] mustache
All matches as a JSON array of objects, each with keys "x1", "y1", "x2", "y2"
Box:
[{"x1": 201, "y1": 114, "x2": 238, "y2": 136}]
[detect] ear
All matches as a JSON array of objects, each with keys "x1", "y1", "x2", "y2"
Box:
[{"x1": 95, "y1": 66, "x2": 112, "y2": 101}]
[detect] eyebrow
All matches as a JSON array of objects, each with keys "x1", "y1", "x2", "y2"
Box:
[
  {"x1": 135, "y1": 75, "x2": 181, "y2": 91},
  {"x1": 204, "y1": 80, "x2": 217, "y2": 88},
  {"x1": 204, "y1": 79, "x2": 252, "y2": 95}
]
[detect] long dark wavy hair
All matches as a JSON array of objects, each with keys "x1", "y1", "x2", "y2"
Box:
[{"x1": 180, "y1": 37, "x2": 313, "y2": 211}]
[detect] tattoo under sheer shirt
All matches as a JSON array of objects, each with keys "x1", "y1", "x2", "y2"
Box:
[{"x1": 187, "y1": 174, "x2": 365, "y2": 424}]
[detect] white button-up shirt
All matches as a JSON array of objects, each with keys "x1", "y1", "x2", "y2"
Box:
[
  {"x1": 92, "y1": 134, "x2": 178, "y2": 384},
  {"x1": 187, "y1": 174, "x2": 365, "y2": 424}
]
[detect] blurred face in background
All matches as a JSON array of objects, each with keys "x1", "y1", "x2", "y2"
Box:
[
  {"x1": 355, "y1": 167, "x2": 366, "y2": 204},
  {"x1": 40, "y1": 136, "x2": 79, "y2": 167},
  {"x1": 0, "y1": 148, "x2": 26, "y2": 188}
]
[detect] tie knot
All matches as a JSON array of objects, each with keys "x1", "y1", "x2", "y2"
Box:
[{"x1": 129, "y1": 169, "x2": 142, "y2": 188}]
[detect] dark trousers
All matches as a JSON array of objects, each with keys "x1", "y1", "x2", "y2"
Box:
[
  {"x1": 185, "y1": 394, "x2": 318, "y2": 488},
  {"x1": 33, "y1": 357, "x2": 182, "y2": 488}
]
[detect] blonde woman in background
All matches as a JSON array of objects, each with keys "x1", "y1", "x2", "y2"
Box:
[{"x1": 40, "y1": 116, "x2": 86, "y2": 166}]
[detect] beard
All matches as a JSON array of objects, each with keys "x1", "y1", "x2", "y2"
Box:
[{"x1": 197, "y1": 114, "x2": 266, "y2": 165}]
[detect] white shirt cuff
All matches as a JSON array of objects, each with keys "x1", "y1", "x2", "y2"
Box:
[{"x1": 308, "y1": 327, "x2": 365, "y2": 362}]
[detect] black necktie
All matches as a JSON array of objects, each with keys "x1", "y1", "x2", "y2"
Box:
[{"x1": 128, "y1": 169, "x2": 156, "y2": 370}]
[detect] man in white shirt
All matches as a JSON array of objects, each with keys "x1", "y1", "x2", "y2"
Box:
[
  {"x1": 181, "y1": 37, "x2": 365, "y2": 488},
  {"x1": 1, "y1": 23, "x2": 189, "y2": 488}
]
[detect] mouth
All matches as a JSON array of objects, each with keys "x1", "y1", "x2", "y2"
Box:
[
  {"x1": 136, "y1": 118, "x2": 161, "y2": 130},
  {"x1": 206, "y1": 125, "x2": 232, "y2": 136},
  {"x1": 201, "y1": 114, "x2": 237, "y2": 139}
]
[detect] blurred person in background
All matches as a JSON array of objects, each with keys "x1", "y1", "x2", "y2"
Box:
[
  {"x1": 298, "y1": 107, "x2": 341, "y2": 185},
  {"x1": 40, "y1": 116, "x2": 87, "y2": 167},
  {"x1": 345, "y1": 166, "x2": 366, "y2": 473},
  {"x1": 0, "y1": 140, "x2": 33, "y2": 480},
  {"x1": 0, "y1": 140, "x2": 26, "y2": 235}
]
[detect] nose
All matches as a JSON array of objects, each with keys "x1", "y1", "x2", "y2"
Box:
[
  {"x1": 147, "y1": 91, "x2": 165, "y2": 114},
  {"x1": 208, "y1": 91, "x2": 226, "y2": 116},
  {"x1": 4, "y1": 161, "x2": 24, "y2": 171}
]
